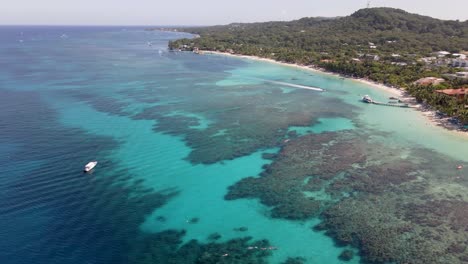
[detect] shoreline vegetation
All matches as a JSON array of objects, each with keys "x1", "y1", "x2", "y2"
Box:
[
  {"x1": 160, "y1": 7, "x2": 468, "y2": 132},
  {"x1": 201, "y1": 50, "x2": 468, "y2": 136}
]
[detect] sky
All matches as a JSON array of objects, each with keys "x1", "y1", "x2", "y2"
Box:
[{"x1": 2, "y1": 0, "x2": 468, "y2": 26}]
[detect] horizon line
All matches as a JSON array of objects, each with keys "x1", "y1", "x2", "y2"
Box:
[{"x1": 0, "y1": 24, "x2": 212, "y2": 27}]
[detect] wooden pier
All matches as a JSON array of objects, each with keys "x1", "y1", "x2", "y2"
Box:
[
  {"x1": 362, "y1": 95, "x2": 412, "y2": 108},
  {"x1": 370, "y1": 100, "x2": 412, "y2": 108}
]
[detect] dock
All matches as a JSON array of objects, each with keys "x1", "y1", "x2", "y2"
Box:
[
  {"x1": 370, "y1": 100, "x2": 411, "y2": 108},
  {"x1": 362, "y1": 95, "x2": 412, "y2": 108}
]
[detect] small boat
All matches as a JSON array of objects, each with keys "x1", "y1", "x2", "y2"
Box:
[
  {"x1": 362, "y1": 95, "x2": 373, "y2": 103},
  {"x1": 84, "y1": 161, "x2": 98, "y2": 172}
]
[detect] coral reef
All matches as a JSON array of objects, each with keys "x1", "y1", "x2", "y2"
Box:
[
  {"x1": 320, "y1": 197, "x2": 447, "y2": 263},
  {"x1": 225, "y1": 131, "x2": 369, "y2": 219},
  {"x1": 131, "y1": 88, "x2": 357, "y2": 164},
  {"x1": 402, "y1": 199, "x2": 468, "y2": 231},
  {"x1": 225, "y1": 128, "x2": 468, "y2": 263},
  {"x1": 128, "y1": 231, "x2": 271, "y2": 264},
  {"x1": 327, "y1": 160, "x2": 419, "y2": 196}
]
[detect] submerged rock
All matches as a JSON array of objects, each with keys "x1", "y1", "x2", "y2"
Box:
[
  {"x1": 208, "y1": 232, "x2": 222, "y2": 240},
  {"x1": 155, "y1": 216, "x2": 166, "y2": 222},
  {"x1": 338, "y1": 250, "x2": 354, "y2": 261},
  {"x1": 233, "y1": 227, "x2": 248, "y2": 232},
  {"x1": 281, "y1": 256, "x2": 306, "y2": 264},
  {"x1": 188, "y1": 217, "x2": 199, "y2": 224}
]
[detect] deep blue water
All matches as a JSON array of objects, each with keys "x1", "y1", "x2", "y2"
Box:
[{"x1": 0, "y1": 26, "x2": 189, "y2": 264}]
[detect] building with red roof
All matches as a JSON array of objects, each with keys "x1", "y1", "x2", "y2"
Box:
[{"x1": 435, "y1": 88, "x2": 467, "y2": 100}]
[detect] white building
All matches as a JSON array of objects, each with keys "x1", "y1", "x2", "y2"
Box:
[
  {"x1": 419, "y1": 57, "x2": 437, "y2": 64},
  {"x1": 435, "y1": 51, "x2": 451, "y2": 57},
  {"x1": 413, "y1": 77, "x2": 445, "y2": 86},
  {"x1": 453, "y1": 53, "x2": 467, "y2": 59},
  {"x1": 456, "y1": 72, "x2": 468, "y2": 78},
  {"x1": 452, "y1": 59, "x2": 468, "y2": 68}
]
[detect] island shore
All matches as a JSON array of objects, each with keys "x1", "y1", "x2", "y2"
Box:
[{"x1": 202, "y1": 50, "x2": 467, "y2": 136}]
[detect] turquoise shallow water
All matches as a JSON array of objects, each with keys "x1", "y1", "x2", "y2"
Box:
[
  {"x1": 49, "y1": 87, "x2": 355, "y2": 264},
  {"x1": 1, "y1": 26, "x2": 467, "y2": 264}
]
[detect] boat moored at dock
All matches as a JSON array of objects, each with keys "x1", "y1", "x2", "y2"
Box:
[
  {"x1": 362, "y1": 95, "x2": 373, "y2": 103},
  {"x1": 361, "y1": 95, "x2": 411, "y2": 108}
]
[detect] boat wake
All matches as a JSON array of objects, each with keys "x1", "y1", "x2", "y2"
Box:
[{"x1": 260, "y1": 79, "x2": 324, "y2": 92}]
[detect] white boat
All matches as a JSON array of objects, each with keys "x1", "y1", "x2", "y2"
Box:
[
  {"x1": 84, "y1": 161, "x2": 98, "y2": 172},
  {"x1": 362, "y1": 95, "x2": 373, "y2": 103}
]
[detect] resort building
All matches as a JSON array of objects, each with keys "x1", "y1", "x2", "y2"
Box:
[
  {"x1": 452, "y1": 59, "x2": 468, "y2": 68},
  {"x1": 456, "y1": 72, "x2": 468, "y2": 78},
  {"x1": 419, "y1": 57, "x2": 437, "y2": 64},
  {"x1": 413, "y1": 77, "x2": 445, "y2": 86},
  {"x1": 435, "y1": 88, "x2": 467, "y2": 101},
  {"x1": 442, "y1": 72, "x2": 468, "y2": 83},
  {"x1": 453, "y1": 53, "x2": 467, "y2": 59},
  {"x1": 434, "y1": 51, "x2": 451, "y2": 57}
]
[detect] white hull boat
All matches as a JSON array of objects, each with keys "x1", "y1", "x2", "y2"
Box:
[
  {"x1": 362, "y1": 95, "x2": 373, "y2": 103},
  {"x1": 84, "y1": 161, "x2": 98, "y2": 172}
]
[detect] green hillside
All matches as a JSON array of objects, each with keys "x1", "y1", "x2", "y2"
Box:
[{"x1": 169, "y1": 8, "x2": 468, "y2": 57}]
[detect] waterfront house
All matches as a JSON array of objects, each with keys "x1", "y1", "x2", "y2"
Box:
[
  {"x1": 435, "y1": 88, "x2": 467, "y2": 101},
  {"x1": 413, "y1": 77, "x2": 445, "y2": 86}
]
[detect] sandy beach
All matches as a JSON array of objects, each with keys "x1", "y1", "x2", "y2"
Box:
[{"x1": 202, "y1": 50, "x2": 467, "y2": 136}]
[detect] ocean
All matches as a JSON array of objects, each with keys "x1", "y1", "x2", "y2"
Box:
[{"x1": 1, "y1": 26, "x2": 467, "y2": 264}]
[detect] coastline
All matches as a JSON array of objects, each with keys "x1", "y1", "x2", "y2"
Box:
[{"x1": 201, "y1": 50, "x2": 468, "y2": 136}]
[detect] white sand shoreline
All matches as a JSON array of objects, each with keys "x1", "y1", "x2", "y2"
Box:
[{"x1": 202, "y1": 50, "x2": 467, "y2": 137}]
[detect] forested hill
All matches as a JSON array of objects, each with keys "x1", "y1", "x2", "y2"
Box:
[{"x1": 168, "y1": 8, "x2": 468, "y2": 57}]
